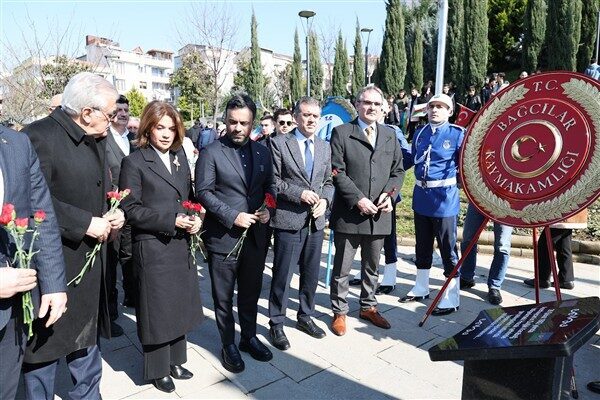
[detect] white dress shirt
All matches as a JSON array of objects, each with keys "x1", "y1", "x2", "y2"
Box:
[
  {"x1": 151, "y1": 145, "x2": 171, "y2": 174},
  {"x1": 357, "y1": 118, "x2": 377, "y2": 147},
  {"x1": 110, "y1": 126, "x2": 130, "y2": 156},
  {"x1": 294, "y1": 129, "x2": 314, "y2": 166}
]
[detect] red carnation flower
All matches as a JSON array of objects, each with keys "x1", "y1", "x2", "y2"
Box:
[
  {"x1": 0, "y1": 212, "x2": 12, "y2": 225},
  {"x1": 15, "y1": 218, "x2": 29, "y2": 230},
  {"x1": 107, "y1": 191, "x2": 120, "y2": 200},
  {"x1": 332, "y1": 169, "x2": 339, "y2": 176},
  {"x1": 193, "y1": 203, "x2": 203, "y2": 213},
  {"x1": 182, "y1": 200, "x2": 193, "y2": 210},
  {"x1": 2, "y1": 203, "x2": 15, "y2": 216},
  {"x1": 34, "y1": 210, "x2": 46, "y2": 223},
  {"x1": 264, "y1": 193, "x2": 277, "y2": 208}
]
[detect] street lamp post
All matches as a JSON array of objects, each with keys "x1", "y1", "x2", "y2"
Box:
[
  {"x1": 299, "y1": 10, "x2": 316, "y2": 97},
  {"x1": 361, "y1": 28, "x2": 373, "y2": 86}
]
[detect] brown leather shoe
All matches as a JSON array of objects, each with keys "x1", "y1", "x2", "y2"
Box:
[
  {"x1": 331, "y1": 314, "x2": 346, "y2": 336},
  {"x1": 359, "y1": 307, "x2": 391, "y2": 329}
]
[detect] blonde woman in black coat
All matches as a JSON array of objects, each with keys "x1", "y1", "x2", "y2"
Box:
[{"x1": 119, "y1": 101, "x2": 203, "y2": 393}]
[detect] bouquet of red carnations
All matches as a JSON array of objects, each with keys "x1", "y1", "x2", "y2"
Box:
[{"x1": 181, "y1": 200, "x2": 206, "y2": 264}]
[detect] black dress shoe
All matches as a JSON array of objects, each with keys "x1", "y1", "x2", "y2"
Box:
[
  {"x1": 488, "y1": 288, "x2": 503, "y2": 305},
  {"x1": 296, "y1": 319, "x2": 326, "y2": 339},
  {"x1": 376, "y1": 285, "x2": 395, "y2": 295},
  {"x1": 269, "y1": 327, "x2": 290, "y2": 350},
  {"x1": 524, "y1": 278, "x2": 550, "y2": 288},
  {"x1": 170, "y1": 364, "x2": 193, "y2": 380},
  {"x1": 349, "y1": 278, "x2": 361, "y2": 286},
  {"x1": 587, "y1": 381, "x2": 600, "y2": 394},
  {"x1": 110, "y1": 322, "x2": 124, "y2": 337},
  {"x1": 221, "y1": 344, "x2": 245, "y2": 373},
  {"x1": 432, "y1": 306, "x2": 459, "y2": 316},
  {"x1": 555, "y1": 281, "x2": 575, "y2": 290},
  {"x1": 399, "y1": 294, "x2": 429, "y2": 303},
  {"x1": 239, "y1": 336, "x2": 273, "y2": 362},
  {"x1": 460, "y1": 278, "x2": 475, "y2": 289},
  {"x1": 153, "y1": 376, "x2": 175, "y2": 393}
]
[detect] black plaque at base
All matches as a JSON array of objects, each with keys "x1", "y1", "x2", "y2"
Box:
[
  {"x1": 429, "y1": 297, "x2": 600, "y2": 400},
  {"x1": 462, "y1": 356, "x2": 572, "y2": 400}
]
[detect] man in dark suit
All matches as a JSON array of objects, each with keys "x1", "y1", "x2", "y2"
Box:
[
  {"x1": 267, "y1": 97, "x2": 333, "y2": 351},
  {"x1": 0, "y1": 126, "x2": 67, "y2": 400},
  {"x1": 22, "y1": 72, "x2": 125, "y2": 399},
  {"x1": 329, "y1": 85, "x2": 405, "y2": 336},
  {"x1": 195, "y1": 94, "x2": 276, "y2": 373},
  {"x1": 106, "y1": 95, "x2": 135, "y2": 332}
]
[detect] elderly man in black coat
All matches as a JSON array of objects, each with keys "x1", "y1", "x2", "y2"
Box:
[
  {"x1": 22, "y1": 72, "x2": 124, "y2": 400},
  {"x1": 195, "y1": 94, "x2": 276, "y2": 373},
  {"x1": 329, "y1": 85, "x2": 405, "y2": 336}
]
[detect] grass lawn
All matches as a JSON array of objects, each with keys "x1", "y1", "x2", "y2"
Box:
[{"x1": 395, "y1": 172, "x2": 600, "y2": 242}]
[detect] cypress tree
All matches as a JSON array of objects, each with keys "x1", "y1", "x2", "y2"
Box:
[
  {"x1": 576, "y1": 0, "x2": 600, "y2": 72},
  {"x1": 332, "y1": 31, "x2": 350, "y2": 97},
  {"x1": 290, "y1": 29, "x2": 303, "y2": 103},
  {"x1": 309, "y1": 32, "x2": 323, "y2": 100},
  {"x1": 352, "y1": 19, "x2": 364, "y2": 97},
  {"x1": 464, "y1": 0, "x2": 488, "y2": 91},
  {"x1": 247, "y1": 11, "x2": 264, "y2": 102},
  {"x1": 546, "y1": 0, "x2": 582, "y2": 71},
  {"x1": 408, "y1": 18, "x2": 424, "y2": 92},
  {"x1": 445, "y1": 0, "x2": 464, "y2": 91},
  {"x1": 522, "y1": 0, "x2": 547, "y2": 72},
  {"x1": 380, "y1": 0, "x2": 406, "y2": 95}
]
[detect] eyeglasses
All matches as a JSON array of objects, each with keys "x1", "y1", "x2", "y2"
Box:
[
  {"x1": 278, "y1": 120, "x2": 295, "y2": 127},
  {"x1": 358, "y1": 100, "x2": 382, "y2": 107},
  {"x1": 92, "y1": 107, "x2": 117, "y2": 122}
]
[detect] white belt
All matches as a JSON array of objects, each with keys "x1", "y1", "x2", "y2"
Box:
[{"x1": 415, "y1": 177, "x2": 457, "y2": 189}]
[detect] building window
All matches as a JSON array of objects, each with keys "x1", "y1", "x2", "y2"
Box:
[
  {"x1": 152, "y1": 82, "x2": 169, "y2": 90},
  {"x1": 151, "y1": 67, "x2": 164, "y2": 77},
  {"x1": 138, "y1": 65, "x2": 146, "y2": 74},
  {"x1": 115, "y1": 79, "x2": 126, "y2": 91},
  {"x1": 139, "y1": 81, "x2": 147, "y2": 89}
]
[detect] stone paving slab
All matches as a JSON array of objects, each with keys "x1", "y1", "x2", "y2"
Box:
[{"x1": 14, "y1": 242, "x2": 600, "y2": 399}]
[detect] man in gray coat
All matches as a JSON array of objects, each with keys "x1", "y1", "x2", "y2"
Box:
[
  {"x1": 329, "y1": 85, "x2": 405, "y2": 336},
  {"x1": 268, "y1": 97, "x2": 334, "y2": 350}
]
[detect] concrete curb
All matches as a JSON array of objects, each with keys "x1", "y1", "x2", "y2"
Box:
[{"x1": 323, "y1": 228, "x2": 600, "y2": 265}]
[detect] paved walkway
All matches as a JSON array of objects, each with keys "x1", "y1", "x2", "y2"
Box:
[{"x1": 22, "y1": 244, "x2": 600, "y2": 399}]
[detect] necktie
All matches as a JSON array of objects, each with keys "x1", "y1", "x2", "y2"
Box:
[
  {"x1": 304, "y1": 139, "x2": 313, "y2": 180},
  {"x1": 365, "y1": 126, "x2": 374, "y2": 145}
]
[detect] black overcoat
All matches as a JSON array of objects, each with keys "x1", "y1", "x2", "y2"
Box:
[
  {"x1": 23, "y1": 107, "x2": 111, "y2": 363},
  {"x1": 329, "y1": 118, "x2": 405, "y2": 235},
  {"x1": 119, "y1": 146, "x2": 203, "y2": 345}
]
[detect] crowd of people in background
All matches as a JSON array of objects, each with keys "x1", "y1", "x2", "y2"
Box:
[{"x1": 1, "y1": 59, "x2": 600, "y2": 399}]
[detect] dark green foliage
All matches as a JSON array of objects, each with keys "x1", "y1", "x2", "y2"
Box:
[
  {"x1": 464, "y1": 0, "x2": 488, "y2": 90},
  {"x1": 487, "y1": 0, "x2": 527, "y2": 72},
  {"x1": 406, "y1": 20, "x2": 424, "y2": 92},
  {"x1": 546, "y1": 0, "x2": 582, "y2": 71},
  {"x1": 522, "y1": 0, "x2": 547, "y2": 72},
  {"x1": 290, "y1": 29, "x2": 304, "y2": 103},
  {"x1": 445, "y1": 0, "x2": 465, "y2": 91},
  {"x1": 576, "y1": 0, "x2": 600, "y2": 72},
  {"x1": 246, "y1": 11, "x2": 264, "y2": 102},
  {"x1": 170, "y1": 51, "x2": 211, "y2": 117},
  {"x1": 332, "y1": 31, "x2": 350, "y2": 97},
  {"x1": 380, "y1": 0, "x2": 407, "y2": 95},
  {"x1": 309, "y1": 32, "x2": 323, "y2": 99},
  {"x1": 351, "y1": 19, "x2": 364, "y2": 97}
]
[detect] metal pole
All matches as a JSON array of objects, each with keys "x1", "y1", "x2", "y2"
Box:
[
  {"x1": 306, "y1": 34, "x2": 311, "y2": 96},
  {"x1": 364, "y1": 43, "x2": 369, "y2": 85},
  {"x1": 435, "y1": 0, "x2": 448, "y2": 95}
]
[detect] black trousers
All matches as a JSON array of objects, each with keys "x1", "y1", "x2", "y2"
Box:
[
  {"x1": 0, "y1": 299, "x2": 26, "y2": 400},
  {"x1": 414, "y1": 212, "x2": 459, "y2": 276},
  {"x1": 269, "y1": 226, "x2": 324, "y2": 328},
  {"x1": 142, "y1": 335, "x2": 186, "y2": 380},
  {"x1": 107, "y1": 224, "x2": 135, "y2": 317},
  {"x1": 537, "y1": 228, "x2": 574, "y2": 283},
  {"x1": 208, "y1": 237, "x2": 266, "y2": 346}
]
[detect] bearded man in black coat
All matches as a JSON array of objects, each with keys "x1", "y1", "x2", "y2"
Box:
[{"x1": 22, "y1": 72, "x2": 125, "y2": 400}]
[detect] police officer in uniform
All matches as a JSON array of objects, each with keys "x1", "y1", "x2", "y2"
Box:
[{"x1": 399, "y1": 94, "x2": 464, "y2": 316}]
